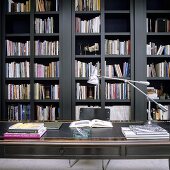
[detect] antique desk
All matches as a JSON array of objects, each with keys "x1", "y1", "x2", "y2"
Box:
[{"x1": 0, "y1": 121, "x2": 170, "y2": 169}]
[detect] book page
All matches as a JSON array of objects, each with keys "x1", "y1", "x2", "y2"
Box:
[
  {"x1": 69, "y1": 120, "x2": 91, "y2": 128},
  {"x1": 91, "y1": 119, "x2": 113, "y2": 127}
]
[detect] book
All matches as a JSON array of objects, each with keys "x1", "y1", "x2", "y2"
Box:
[
  {"x1": 4, "y1": 127, "x2": 47, "y2": 139},
  {"x1": 44, "y1": 121, "x2": 63, "y2": 130},
  {"x1": 8, "y1": 122, "x2": 44, "y2": 133},
  {"x1": 121, "y1": 127, "x2": 169, "y2": 140},
  {"x1": 155, "y1": 18, "x2": 167, "y2": 32},
  {"x1": 69, "y1": 119, "x2": 113, "y2": 128}
]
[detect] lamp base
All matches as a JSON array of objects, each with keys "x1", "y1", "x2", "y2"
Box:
[{"x1": 144, "y1": 120, "x2": 157, "y2": 126}]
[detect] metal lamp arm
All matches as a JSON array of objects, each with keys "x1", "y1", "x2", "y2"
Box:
[{"x1": 127, "y1": 81, "x2": 167, "y2": 112}]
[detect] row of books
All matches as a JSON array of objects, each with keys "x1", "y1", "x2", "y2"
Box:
[
  {"x1": 121, "y1": 124, "x2": 169, "y2": 140},
  {"x1": 105, "y1": 62, "x2": 130, "y2": 78},
  {"x1": 147, "y1": 61, "x2": 170, "y2": 78},
  {"x1": 7, "y1": 60, "x2": 60, "y2": 78},
  {"x1": 146, "y1": 42, "x2": 170, "y2": 55},
  {"x1": 6, "y1": 40, "x2": 59, "y2": 56},
  {"x1": 75, "y1": 0, "x2": 100, "y2": 11},
  {"x1": 34, "y1": 61, "x2": 60, "y2": 78},
  {"x1": 105, "y1": 83, "x2": 130, "y2": 100},
  {"x1": 34, "y1": 83, "x2": 59, "y2": 100},
  {"x1": 147, "y1": 87, "x2": 159, "y2": 99},
  {"x1": 35, "y1": 17, "x2": 54, "y2": 34},
  {"x1": 105, "y1": 39, "x2": 131, "y2": 55},
  {"x1": 37, "y1": 105, "x2": 57, "y2": 121},
  {"x1": 8, "y1": 104, "x2": 31, "y2": 121},
  {"x1": 75, "y1": 16, "x2": 100, "y2": 33},
  {"x1": 75, "y1": 60, "x2": 100, "y2": 78},
  {"x1": 6, "y1": 40, "x2": 30, "y2": 56},
  {"x1": 153, "y1": 105, "x2": 170, "y2": 121},
  {"x1": 76, "y1": 83, "x2": 100, "y2": 100},
  {"x1": 146, "y1": 18, "x2": 170, "y2": 32},
  {"x1": 8, "y1": 84, "x2": 30, "y2": 100},
  {"x1": 35, "y1": 40, "x2": 59, "y2": 56},
  {"x1": 36, "y1": 0, "x2": 59, "y2": 12},
  {"x1": 6, "y1": 61, "x2": 30, "y2": 78},
  {"x1": 8, "y1": 0, "x2": 30, "y2": 12},
  {"x1": 7, "y1": 104, "x2": 60, "y2": 121}
]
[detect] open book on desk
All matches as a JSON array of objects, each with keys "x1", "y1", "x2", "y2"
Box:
[{"x1": 69, "y1": 119, "x2": 113, "y2": 128}]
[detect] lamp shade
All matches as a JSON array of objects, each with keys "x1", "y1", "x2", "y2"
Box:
[{"x1": 87, "y1": 68, "x2": 99, "y2": 85}]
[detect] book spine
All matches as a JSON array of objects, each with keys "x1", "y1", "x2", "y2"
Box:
[
  {"x1": 4, "y1": 133, "x2": 41, "y2": 139},
  {"x1": 8, "y1": 129, "x2": 38, "y2": 133}
]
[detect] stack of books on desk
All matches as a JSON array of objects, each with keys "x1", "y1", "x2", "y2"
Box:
[
  {"x1": 121, "y1": 124, "x2": 169, "y2": 140},
  {"x1": 4, "y1": 122, "x2": 47, "y2": 139}
]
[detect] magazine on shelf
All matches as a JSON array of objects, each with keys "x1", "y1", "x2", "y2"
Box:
[{"x1": 69, "y1": 119, "x2": 113, "y2": 128}]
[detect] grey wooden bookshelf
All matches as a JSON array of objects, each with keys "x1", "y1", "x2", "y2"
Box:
[{"x1": 0, "y1": 0, "x2": 170, "y2": 121}]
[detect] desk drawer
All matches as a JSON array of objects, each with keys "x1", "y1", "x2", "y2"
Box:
[
  {"x1": 126, "y1": 145, "x2": 170, "y2": 158},
  {"x1": 3, "y1": 145, "x2": 121, "y2": 158}
]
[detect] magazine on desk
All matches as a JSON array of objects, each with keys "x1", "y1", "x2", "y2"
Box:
[
  {"x1": 121, "y1": 127, "x2": 169, "y2": 140},
  {"x1": 69, "y1": 119, "x2": 113, "y2": 128},
  {"x1": 129, "y1": 124, "x2": 168, "y2": 135}
]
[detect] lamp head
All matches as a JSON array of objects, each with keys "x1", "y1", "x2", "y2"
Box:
[
  {"x1": 157, "y1": 104, "x2": 168, "y2": 112},
  {"x1": 87, "y1": 68, "x2": 99, "y2": 85}
]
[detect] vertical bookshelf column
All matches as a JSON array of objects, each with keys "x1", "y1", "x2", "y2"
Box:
[
  {"x1": 146, "y1": 0, "x2": 170, "y2": 121},
  {"x1": 34, "y1": 0, "x2": 60, "y2": 121},
  {"x1": 72, "y1": 0, "x2": 101, "y2": 120},
  {"x1": 3, "y1": 0, "x2": 31, "y2": 121},
  {"x1": 104, "y1": 0, "x2": 133, "y2": 121},
  {"x1": 30, "y1": 0, "x2": 34, "y2": 120},
  {"x1": 100, "y1": 0, "x2": 105, "y2": 110},
  {"x1": 134, "y1": 0, "x2": 147, "y2": 120},
  {"x1": 0, "y1": 1, "x2": 2, "y2": 120},
  {"x1": 60, "y1": 0, "x2": 72, "y2": 119}
]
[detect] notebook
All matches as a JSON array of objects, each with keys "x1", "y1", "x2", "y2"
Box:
[{"x1": 44, "y1": 121, "x2": 63, "y2": 130}]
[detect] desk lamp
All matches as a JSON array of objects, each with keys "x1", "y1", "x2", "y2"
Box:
[{"x1": 87, "y1": 67, "x2": 168, "y2": 125}]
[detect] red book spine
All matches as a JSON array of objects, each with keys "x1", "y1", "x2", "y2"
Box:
[{"x1": 4, "y1": 129, "x2": 46, "y2": 139}]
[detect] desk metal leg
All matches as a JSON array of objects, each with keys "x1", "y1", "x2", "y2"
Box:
[
  {"x1": 102, "y1": 160, "x2": 110, "y2": 170},
  {"x1": 69, "y1": 159, "x2": 79, "y2": 167}
]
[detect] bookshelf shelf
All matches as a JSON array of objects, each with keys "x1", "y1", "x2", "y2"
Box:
[
  {"x1": 6, "y1": 34, "x2": 30, "y2": 37},
  {"x1": 75, "y1": 100, "x2": 101, "y2": 103},
  {"x1": 105, "y1": 99, "x2": 131, "y2": 103}
]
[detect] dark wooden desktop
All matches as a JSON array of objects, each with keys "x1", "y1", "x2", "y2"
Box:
[{"x1": 0, "y1": 121, "x2": 170, "y2": 168}]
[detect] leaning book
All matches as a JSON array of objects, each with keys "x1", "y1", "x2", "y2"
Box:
[
  {"x1": 4, "y1": 126, "x2": 47, "y2": 139},
  {"x1": 69, "y1": 119, "x2": 113, "y2": 128}
]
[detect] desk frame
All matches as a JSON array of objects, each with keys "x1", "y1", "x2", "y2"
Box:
[
  {"x1": 0, "y1": 139, "x2": 170, "y2": 169},
  {"x1": 1, "y1": 121, "x2": 170, "y2": 169}
]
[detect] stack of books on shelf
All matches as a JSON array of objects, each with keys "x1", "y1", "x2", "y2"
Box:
[
  {"x1": 4, "y1": 122, "x2": 47, "y2": 139},
  {"x1": 121, "y1": 124, "x2": 169, "y2": 140}
]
